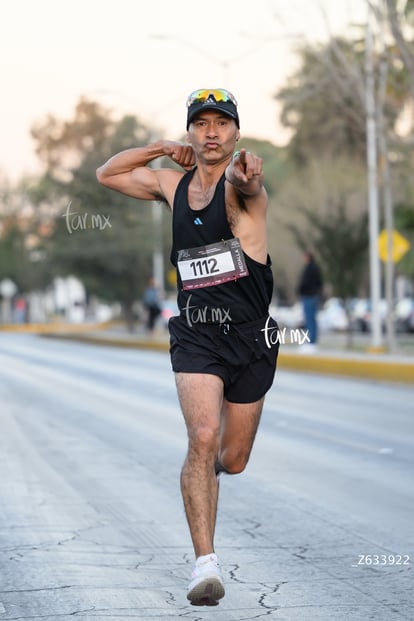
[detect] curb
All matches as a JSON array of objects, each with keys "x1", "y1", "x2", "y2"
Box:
[
  {"x1": 0, "y1": 322, "x2": 111, "y2": 334},
  {"x1": 278, "y1": 352, "x2": 414, "y2": 384},
  {"x1": 41, "y1": 331, "x2": 170, "y2": 352}
]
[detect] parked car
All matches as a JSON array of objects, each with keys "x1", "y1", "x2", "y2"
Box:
[
  {"x1": 395, "y1": 297, "x2": 414, "y2": 333},
  {"x1": 317, "y1": 297, "x2": 349, "y2": 332},
  {"x1": 350, "y1": 298, "x2": 387, "y2": 333},
  {"x1": 270, "y1": 302, "x2": 304, "y2": 329},
  {"x1": 271, "y1": 297, "x2": 348, "y2": 333}
]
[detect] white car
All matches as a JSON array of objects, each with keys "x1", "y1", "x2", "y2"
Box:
[
  {"x1": 270, "y1": 302, "x2": 304, "y2": 329},
  {"x1": 350, "y1": 298, "x2": 387, "y2": 332},
  {"x1": 395, "y1": 297, "x2": 414, "y2": 333},
  {"x1": 317, "y1": 298, "x2": 349, "y2": 332}
]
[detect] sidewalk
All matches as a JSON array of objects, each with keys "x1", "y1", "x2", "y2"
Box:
[{"x1": 34, "y1": 322, "x2": 414, "y2": 385}]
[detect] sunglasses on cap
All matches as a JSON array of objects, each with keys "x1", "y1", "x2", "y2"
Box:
[{"x1": 186, "y1": 88, "x2": 238, "y2": 108}]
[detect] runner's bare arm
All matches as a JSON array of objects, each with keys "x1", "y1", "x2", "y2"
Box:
[
  {"x1": 224, "y1": 148, "x2": 268, "y2": 262},
  {"x1": 96, "y1": 140, "x2": 195, "y2": 201}
]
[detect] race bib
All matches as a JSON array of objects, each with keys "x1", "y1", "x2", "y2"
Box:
[{"x1": 177, "y1": 238, "x2": 249, "y2": 290}]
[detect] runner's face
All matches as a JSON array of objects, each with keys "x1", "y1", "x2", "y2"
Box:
[{"x1": 187, "y1": 111, "x2": 240, "y2": 161}]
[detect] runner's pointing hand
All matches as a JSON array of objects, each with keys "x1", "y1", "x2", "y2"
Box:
[{"x1": 227, "y1": 148, "x2": 263, "y2": 185}]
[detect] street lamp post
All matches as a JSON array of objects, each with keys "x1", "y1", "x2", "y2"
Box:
[
  {"x1": 365, "y1": 2, "x2": 383, "y2": 351},
  {"x1": 0, "y1": 278, "x2": 18, "y2": 323}
]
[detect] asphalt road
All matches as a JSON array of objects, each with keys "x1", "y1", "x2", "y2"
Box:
[{"x1": 0, "y1": 334, "x2": 413, "y2": 620}]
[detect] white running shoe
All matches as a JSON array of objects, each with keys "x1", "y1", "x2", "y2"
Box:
[{"x1": 187, "y1": 553, "x2": 225, "y2": 605}]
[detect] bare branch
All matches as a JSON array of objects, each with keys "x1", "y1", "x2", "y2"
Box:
[{"x1": 385, "y1": 0, "x2": 414, "y2": 99}]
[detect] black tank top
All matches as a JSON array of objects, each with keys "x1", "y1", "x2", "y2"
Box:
[{"x1": 170, "y1": 169, "x2": 274, "y2": 323}]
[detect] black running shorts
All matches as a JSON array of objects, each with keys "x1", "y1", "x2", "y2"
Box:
[{"x1": 169, "y1": 315, "x2": 279, "y2": 404}]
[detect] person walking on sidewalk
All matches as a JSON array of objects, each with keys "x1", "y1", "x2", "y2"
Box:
[
  {"x1": 143, "y1": 277, "x2": 162, "y2": 334},
  {"x1": 297, "y1": 250, "x2": 323, "y2": 351},
  {"x1": 96, "y1": 88, "x2": 279, "y2": 605}
]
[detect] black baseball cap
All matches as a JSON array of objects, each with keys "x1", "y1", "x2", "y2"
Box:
[{"x1": 186, "y1": 88, "x2": 240, "y2": 129}]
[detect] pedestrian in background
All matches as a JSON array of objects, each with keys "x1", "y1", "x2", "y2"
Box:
[
  {"x1": 297, "y1": 251, "x2": 323, "y2": 351},
  {"x1": 143, "y1": 277, "x2": 162, "y2": 333}
]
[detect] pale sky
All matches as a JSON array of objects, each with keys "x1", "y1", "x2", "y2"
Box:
[{"x1": 0, "y1": 0, "x2": 367, "y2": 181}]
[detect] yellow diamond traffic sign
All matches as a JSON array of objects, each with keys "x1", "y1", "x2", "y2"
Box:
[{"x1": 378, "y1": 229, "x2": 410, "y2": 263}]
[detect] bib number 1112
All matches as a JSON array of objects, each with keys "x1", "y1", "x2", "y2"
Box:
[
  {"x1": 177, "y1": 238, "x2": 249, "y2": 290},
  {"x1": 189, "y1": 258, "x2": 219, "y2": 277}
]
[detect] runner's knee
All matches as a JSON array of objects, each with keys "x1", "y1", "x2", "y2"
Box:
[
  {"x1": 188, "y1": 424, "x2": 220, "y2": 454},
  {"x1": 218, "y1": 449, "x2": 250, "y2": 475}
]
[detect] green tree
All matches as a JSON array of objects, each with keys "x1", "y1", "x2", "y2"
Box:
[
  {"x1": 0, "y1": 177, "x2": 52, "y2": 308},
  {"x1": 272, "y1": 23, "x2": 414, "y2": 309},
  {"x1": 275, "y1": 33, "x2": 408, "y2": 165},
  {"x1": 287, "y1": 194, "x2": 369, "y2": 347},
  {"x1": 0, "y1": 218, "x2": 28, "y2": 288},
  {"x1": 288, "y1": 203, "x2": 369, "y2": 301},
  {"x1": 270, "y1": 157, "x2": 369, "y2": 303},
  {"x1": 275, "y1": 37, "x2": 368, "y2": 164},
  {"x1": 30, "y1": 98, "x2": 162, "y2": 330}
]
